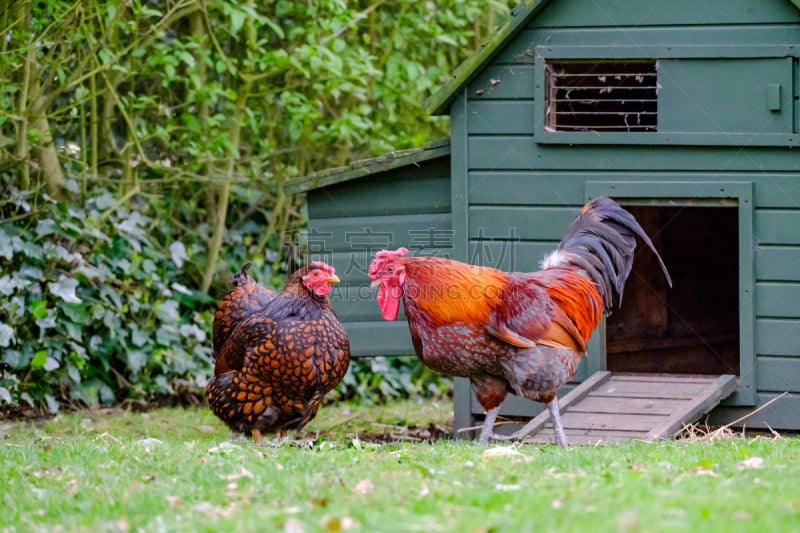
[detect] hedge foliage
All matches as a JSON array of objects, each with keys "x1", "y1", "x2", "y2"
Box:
[{"x1": 0, "y1": 0, "x2": 508, "y2": 413}]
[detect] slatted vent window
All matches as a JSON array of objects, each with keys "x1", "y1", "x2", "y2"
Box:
[{"x1": 545, "y1": 61, "x2": 658, "y2": 132}]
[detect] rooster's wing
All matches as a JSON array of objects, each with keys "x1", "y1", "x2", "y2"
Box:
[{"x1": 486, "y1": 274, "x2": 587, "y2": 353}]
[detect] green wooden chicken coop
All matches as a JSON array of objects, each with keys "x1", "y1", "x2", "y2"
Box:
[{"x1": 286, "y1": 0, "x2": 800, "y2": 442}]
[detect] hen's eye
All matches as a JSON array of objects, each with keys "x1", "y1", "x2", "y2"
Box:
[{"x1": 387, "y1": 267, "x2": 394, "y2": 273}]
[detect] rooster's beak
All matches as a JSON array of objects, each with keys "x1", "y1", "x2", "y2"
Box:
[
  {"x1": 370, "y1": 279, "x2": 382, "y2": 288},
  {"x1": 327, "y1": 275, "x2": 340, "y2": 283}
]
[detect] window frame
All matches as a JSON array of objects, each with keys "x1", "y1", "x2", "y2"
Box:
[{"x1": 534, "y1": 45, "x2": 799, "y2": 146}]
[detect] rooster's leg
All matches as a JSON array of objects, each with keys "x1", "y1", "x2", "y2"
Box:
[
  {"x1": 547, "y1": 400, "x2": 568, "y2": 448},
  {"x1": 477, "y1": 406, "x2": 502, "y2": 445}
]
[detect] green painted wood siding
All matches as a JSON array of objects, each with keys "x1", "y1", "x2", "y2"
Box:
[
  {"x1": 455, "y1": 0, "x2": 800, "y2": 429},
  {"x1": 306, "y1": 157, "x2": 452, "y2": 357}
]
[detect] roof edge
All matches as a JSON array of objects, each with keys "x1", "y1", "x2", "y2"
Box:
[
  {"x1": 424, "y1": 0, "x2": 552, "y2": 115},
  {"x1": 285, "y1": 138, "x2": 450, "y2": 194}
]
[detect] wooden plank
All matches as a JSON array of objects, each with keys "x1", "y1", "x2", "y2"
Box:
[
  {"x1": 517, "y1": 427, "x2": 651, "y2": 445},
  {"x1": 496, "y1": 26, "x2": 800, "y2": 65},
  {"x1": 757, "y1": 319, "x2": 800, "y2": 356},
  {"x1": 494, "y1": 372, "x2": 739, "y2": 444},
  {"x1": 308, "y1": 213, "x2": 451, "y2": 253},
  {"x1": 609, "y1": 374, "x2": 721, "y2": 384},
  {"x1": 468, "y1": 206, "x2": 577, "y2": 241},
  {"x1": 467, "y1": 241, "x2": 559, "y2": 273},
  {"x1": 561, "y1": 412, "x2": 669, "y2": 432},
  {"x1": 468, "y1": 171, "x2": 800, "y2": 209},
  {"x1": 285, "y1": 140, "x2": 449, "y2": 193},
  {"x1": 468, "y1": 172, "x2": 585, "y2": 206},
  {"x1": 708, "y1": 392, "x2": 800, "y2": 429},
  {"x1": 593, "y1": 378, "x2": 714, "y2": 398},
  {"x1": 505, "y1": 371, "x2": 612, "y2": 439},
  {"x1": 757, "y1": 357, "x2": 800, "y2": 393},
  {"x1": 308, "y1": 165, "x2": 451, "y2": 219},
  {"x1": 755, "y1": 210, "x2": 800, "y2": 245},
  {"x1": 529, "y1": 0, "x2": 799, "y2": 28},
  {"x1": 467, "y1": 101, "x2": 534, "y2": 135},
  {"x1": 329, "y1": 285, "x2": 396, "y2": 323},
  {"x1": 343, "y1": 322, "x2": 415, "y2": 357},
  {"x1": 467, "y1": 137, "x2": 800, "y2": 172},
  {"x1": 466, "y1": 66, "x2": 535, "y2": 100},
  {"x1": 570, "y1": 395, "x2": 687, "y2": 416},
  {"x1": 757, "y1": 246, "x2": 800, "y2": 282},
  {"x1": 646, "y1": 375, "x2": 738, "y2": 440},
  {"x1": 756, "y1": 282, "x2": 800, "y2": 318}
]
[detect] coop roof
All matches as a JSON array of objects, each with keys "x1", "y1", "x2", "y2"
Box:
[
  {"x1": 284, "y1": 138, "x2": 450, "y2": 194},
  {"x1": 424, "y1": 0, "x2": 800, "y2": 115}
]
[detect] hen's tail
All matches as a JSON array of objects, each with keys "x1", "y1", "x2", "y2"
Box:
[
  {"x1": 213, "y1": 263, "x2": 275, "y2": 356},
  {"x1": 542, "y1": 197, "x2": 672, "y2": 315}
]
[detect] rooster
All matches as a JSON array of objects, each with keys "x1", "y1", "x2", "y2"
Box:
[
  {"x1": 206, "y1": 261, "x2": 350, "y2": 442},
  {"x1": 368, "y1": 197, "x2": 671, "y2": 447}
]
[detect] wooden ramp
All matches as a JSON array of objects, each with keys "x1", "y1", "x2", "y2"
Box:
[{"x1": 512, "y1": 372, "x2": 738, "y2": 445}]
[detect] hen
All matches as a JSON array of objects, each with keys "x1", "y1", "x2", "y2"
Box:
[
  {"x1": 206, "y1": 261, "x2": 350, "y2": 442},
  {"x1": 368, "y1": 197, "x2": 671, "y2": 447}
]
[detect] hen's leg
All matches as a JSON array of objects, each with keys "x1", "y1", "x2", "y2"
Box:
[
  {"x1": 251, "y1": 428, "x2": 263, "y2": 442},
  {"x1": 478, "y1": 406, "x2": 502, "y2": 445},
  {"x1": 547, "y1": 399, "x2": 568, "y2": 448}
]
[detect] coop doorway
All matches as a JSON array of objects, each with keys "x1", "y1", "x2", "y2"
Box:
[{"x1": 605, "y1": 204, "x2": 740, "y2": 376}]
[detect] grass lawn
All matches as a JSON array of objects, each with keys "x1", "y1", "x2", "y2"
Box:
[{"x1": 2, "y1": 398, "x2": 798, "y2": 532}]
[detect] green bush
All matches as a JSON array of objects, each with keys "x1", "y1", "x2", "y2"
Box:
[{"x1": 0, "y1": 183, "x2": 216, "y2": 413}]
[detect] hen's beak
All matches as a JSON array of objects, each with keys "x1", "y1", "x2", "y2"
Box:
[
  {"x1": 327, "y1": 275, "x2": 340, "y2": 283},
  {"x1": 370, "y1": 279, "x2": 382, "y2": 288}
]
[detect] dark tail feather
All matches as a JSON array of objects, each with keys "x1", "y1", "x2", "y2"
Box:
[
  {"x1": 542, "y1": 197, "x2": 672, "y2": 314},
  {"x1": 233, "y1": 262, "x2": 253, "y2": 287}
]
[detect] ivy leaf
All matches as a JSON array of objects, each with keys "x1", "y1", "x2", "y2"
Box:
[
  {"x1": 169, "y1": 241, "x2": 189, "y2": 268},
  {"x1": 48, "y1": 276, "x2": 82, "y2": 304},
  {"x1": 0, "y1": 322, "x2": 14, "y2": 347},
  {"x1": 229, "y1": 8, "x2": 246, "y2": 33},
  {"x1": 130, "y1": 327, "x2": 149, "y2": 347},
  {"x1": 0, "y1": 230, "x2": 13, "y2": 259},
  {"x1": 35, "y1": 219, "x2": 58, "y2": 238},
  {"x1": 30, "y1": 300, "x2": 48, "y2": 319},
  {"x1": 44, "y1": 394, "x2": 59, "y2": 414},
  {"x1": 31, "y1": 350, "x2": 47, "y2": 368},
  {"x1": 0, "y1": 387, "x2": 11, "y2": 404},
  {"x1": 44, "y1": 357, "x2": 60, "y2": 371}
]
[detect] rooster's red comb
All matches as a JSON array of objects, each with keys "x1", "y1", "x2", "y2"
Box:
[{"x1": 374, "y1": 248, "x2": 409, "y2": 261}]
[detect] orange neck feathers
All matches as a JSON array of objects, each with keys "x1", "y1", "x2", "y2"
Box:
[{"x1": 402, "y1": 257, "x2": 508, "y2": 325}]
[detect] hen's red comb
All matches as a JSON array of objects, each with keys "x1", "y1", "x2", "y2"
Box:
[
  {"x1": 310, "y1": 260, "x2": 334, "y2": 271},
  {"x1": 374, "y1": 248, "x2": 409, "y2": 261}
]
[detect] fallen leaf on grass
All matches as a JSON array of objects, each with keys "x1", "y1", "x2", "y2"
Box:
[
  {"x1": 219, "y1": 467, "x2": 254, "y2": 481},
  {"x1": 689, "y1": 466, "x2": 717, "y2": 477},
  {"x1": 284, "y1": 517, "x2": 304, "y2": 533},
  {"x1": 208, "y1": 442, "x2": 241, "y2": 454},
  {"x1": 353, "y1": 479, "x2": 374, "y2": 495},
  {"x1": 196, "y1": 425, "x2": 216, "y2": 434},
  {"x1": 165, "y1": 495, "x2": 183, "y2": 507},
  {"x1": 738, "y1": 457, "x2": 764, "y2": 470},
  {"x1": 482, "y1": 445, "x2": 522, "y2": 459}
]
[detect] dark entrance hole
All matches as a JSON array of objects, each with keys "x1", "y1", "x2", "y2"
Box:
[{"x1": 606, "y1": 205, "x2": 740, "y2": 375}]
